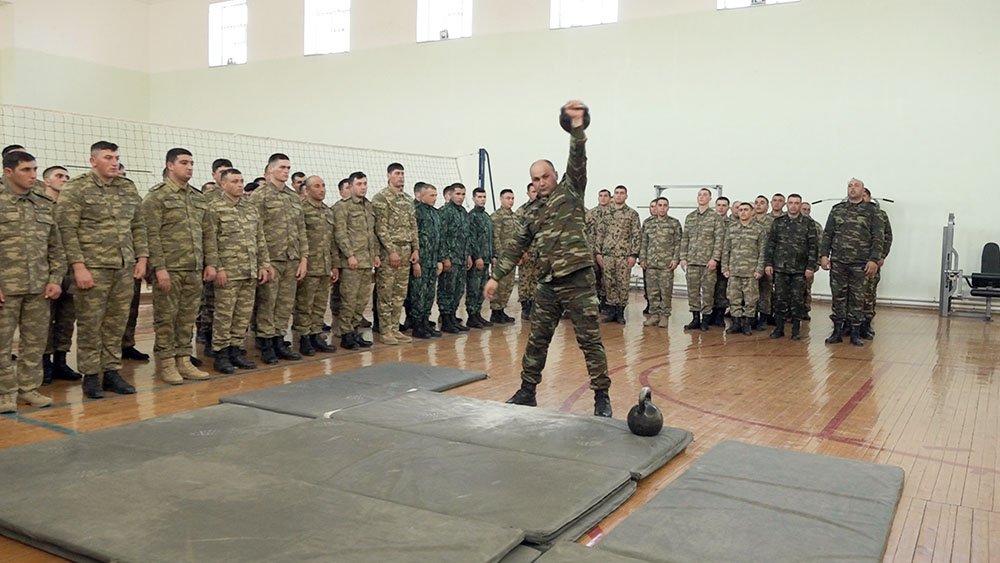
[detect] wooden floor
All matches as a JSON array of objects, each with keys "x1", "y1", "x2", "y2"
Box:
[{"x1": 2, "y1": 292, "x2": 999, "y2": 562}]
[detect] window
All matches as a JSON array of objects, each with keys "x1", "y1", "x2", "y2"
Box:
[
  {"x1": 550, "y1": 0, "x2": 618, "y2": 29},
  {"x1": 717, "y1": 0, "x2": 799, "y2": 10},
  {"x1": 417, "y1": 0, "x2": 472, "y2": 42},
  {"x1": 305, "y1": 0, "x2": 351, "y2": 55},
  {"x1": 209, "y1": 0, "x2": 247, "y2": 67}
]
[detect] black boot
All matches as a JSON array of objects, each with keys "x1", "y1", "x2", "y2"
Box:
[
  {"x1": 684, "y1": 312, "x2": 701, "y2": 330},
  {"x1": 770, "y1": 317, "x2": 785, "y2": 339},
  {"x1": 824, "y1": 321, "x2": 844, "y2": 344},
  {"x1": 490, "y1": 310, "x2": 504, "y2": 324},
  {"x1": 259, "y1": 337, "x2": 279, "y2": 364},
  {"x1": 466, "y1": 313, "x2": 485, "y2": 329},
  {"x1": 274, "y1": 336, "x2": 303, "y2": 360},
  {"x1": 412, "y1": 319, "x2": 433, "y2": 339},
  {"x1": 753, "y1": 312, "x2": 768, "y2": 331},
  {"x1": 298, "y1": 335, "x2": 316, "y2": 356},
  {"x1": 453, "y1": 315, "x2": 470, "y2": 332},
  {"x1": 82, "y1": 374, "x2": 104, "y2": 399},
  {"x1": 712, "y1": 308, "x2": 727, "y2": 327},
  {"x1": 741, "y1": 316, "x2": 753, "y2": 336},
  {"x1": 102, "y1": 370, "x2": 135, "y2": 395},
  {"x1": 521, "y1": 301, "x2": 531, "y2": 321},
  {"x1": 213, "y1": 349, "x2": 235, "y2": 374},
  {"x1": 506, "y1": 381, "x2": 537, "y2": 406},
  {"x1": 428, "y1": 318, "x2": 443, "y2": 337},
  {"x1": 594, "y1": 389, "x2": 613, "y2": 418},
  {"x1": 501, "y1": 310, "x2": 516, "y2": 323},
  {"x1": 700, "y1": 311, "x2": 711, "y2": 331},
  {"x1": 615, "y1": 306, "x2": 626, "y2": 324},
  {"x1": 229, "y1": 347, "x2": 257, "y2": 369},
  {"x1": 311, "y1": 334, "x2": 337, "y2": 353},
  {"x1": 478, "y1": 312, "x2": 493, "y2": 327},
  {"x1": 340, "y1": 332, "x2": 360, "y2": 350},
  {"x1": 860, "y1": 320, "x2": 875, "y2": 340},
  {"x1": 849, "y1": 325, "x2": 865, "y2": 347},
  {"x1": 726, "y1": 318, "x2": 741, "y2": 334},
  {"x1": 354, "y1": 331, "x2": 373, "y2": 348},
  {"x1": 790, "y1": 319, "x2": 802, "y2": 340},
  {"x1": 400, "y1": 316, "x2": 413, "y2": 332},
  {"x1": 54, "y1": 351, "x2": 82, "y2": 380},
  {"x1": 122, "y1": 346, "x2": 150, "y2": 361},
  {"x1": 440, "y1": 315, "x2": 460, "y2": 334},
  {"x1": 42, "y1": 354, "x2": 54, "y2": 385},
  {"x1": 602, "y1": 305, "x2": 618, "y2": 323}
]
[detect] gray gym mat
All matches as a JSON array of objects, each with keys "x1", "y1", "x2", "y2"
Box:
[
  {"x1": 498, "y1": 545, "x2": 543, "y2": 563},
  {"x1": 596, "y1": 441, "x2": 906, "y2": 563},
  {"x1": 219, "y1": 361, "x2": 487, "y2": 418},
  {"x1": 0, "y1": 454, "x2": 524, "y2": 563},
  {"x1": 330, "y1": 391, "x2": 694, "y2": 479},
  {"x1": 535, "y1": 542, "x2": 648, "y2": 563},
  {"x1": 200, "y1": 417, "x2": 634, "y2": 544}
]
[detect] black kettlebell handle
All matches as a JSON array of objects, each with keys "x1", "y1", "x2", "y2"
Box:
[{"x1": 637, "y1": 386, "x2": 651, "y2": 412}]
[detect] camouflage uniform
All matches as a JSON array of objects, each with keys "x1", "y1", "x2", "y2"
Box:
[
  {"x1": 764, "y1": 215, "x2": 819, "y2": 321},
  {"x1": 141, "y1": 178, "x2": 217, "y2": 360},
  {"x1": 515, "y1": 201, "x2": 539, "y2": 306},
  {"x1": 821, "y1": 201, "x2": 884, "y2": 327},
  {"x1": 713, "y1": 215, "x2": 735, "y2": 313},
  {"x1": 372, "y1": 186, "x2": 419, "y2": 334},
  {"x1": 465, "y1": 205, "x2": 494, "y2": 318},
  {"x1": 209, "y1": 194, "x2": 269, "y2": 352},
  {"x1": 250, "y1": 181, "x2": 308, "y2": 339},
  {"x1": 595, "y1": 204, "x2": 640, "y2": 307},
  {"x1": 197, "y1": 185, "x2": 227, "y2": 343},
  {"x1": 805, "y1": 217, "x2": 824, "y2": 313},
  {"x1": 722, "y1": 221, "x2": 766, "y2": 318},
  {"x1": 411, "y1": 199, "x2": 443, "y2": 321},
  {"x1": 490, "y1": 206, "x2": 518, "y2": 311},
  {"x1": 753, "y1": 213, "x2": 776, "y2": 319},
  {"x1": 0, "y1": 188, "x2": 65, "y2": 397},
  {"x1": 293, "y1": 198, "x2": 338, "y2": 338},
  {"x1": 492, "y1": 128, "x2": 610, "y2": 391},
  {"x1": 639, "y1": 214, "x2": 682, "y2": 318},
  {"x1": 333, "y1": 193, "x2": 376, "y2": 335},
  {"x1": 679, "y1": 208, "x2": 725, "y2": 314},
  {"x1": 328, "y1": 194, "x2": 351, "y2": 336},
  {"x1": 56, "y1": 172, "x2": 148, "y2": 376},
  {"x1": 862, "y1": 207, "x2": 892, "y2": 321},
  {"x1": 437, "y1": 200, "x2": 469, "y2": 317},
  {"x1": 585, "y1": 205, "x2": 609, "y2": 305}
]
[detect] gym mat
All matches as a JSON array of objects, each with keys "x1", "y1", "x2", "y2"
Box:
[
  {"x1": 498, "y1": 545, "x2": 543, "y2": 563},
  {"x1": 596, "y1": 440, "x2": 905, "y2": 563},
  {"x1": 329, "y1": 391, "x2": 693, "y2": 479},
  {"x1": 535, "y1": 542, "x2": 648, "y2": 563}
]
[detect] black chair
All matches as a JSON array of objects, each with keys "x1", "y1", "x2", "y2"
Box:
[{"x1": 969, "y1": 242, "x2": 1000, "y2": 321}]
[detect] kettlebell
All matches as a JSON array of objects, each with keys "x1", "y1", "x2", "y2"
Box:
[
  {"x1": 627, "y1": 386, "x2": 663, "y2": 437},
  {"x1": 559, "y1": 104, "x2": 591, "y2": 133}
]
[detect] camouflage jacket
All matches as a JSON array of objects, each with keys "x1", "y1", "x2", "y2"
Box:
[
  {"x1": 491, "y1": 206, "x2": 518, "y2": 261},
  {"x1": 208, "y1": 194, "x2": 270, "y2": 280},
  {"x1": 810, "y1": 218, "x2": 824, "y2": 269},
  {"x1": 56, "y1": 172, "x2": 148, "y2": 269},
  {"x1": 754, "y1": 213, "x2": 775, "y2": 230},
  {"x1": 515, "y1": 200, "x2": 539, "y2": 260},
  {"x1": 467, "y1": 205, "x2": 494, "y2": 261},
  {"x1": 764, "y1": 214, "x2": 819, "y2": 273},
  {"x1": 493, "y1": 128, "x2": 590, "y2": 283},
  {"x1": 596, "y1": 204, "x2": 641, "y2": 257},
  {"x1": 440, "y1": 201, "x2": 469, "y2": 263},
  {"x1": 722, "y1": 220, "x2": 767, "y2": 277},
  {"x1": 333, "y1": 194, "x2": 376, "y2": 268},
  {"x1": 415, "y1": 200, "x2": 443, "y2": 268},
  {"x1": 639, "y1": 215, "x2": 683, "y2": 269},
  {"x1": 821, "y1": 200, "x2": 884, "y2": 264},
  {"x1": 302, "y1": 198, "x2": 339, "y2": 276},
  {"x1": 141, "y1": 178, "x2": 217, "y2": 273},
  {"x1": 249, "y1": 181, "x2": 308, "y2": 262},
  {"x1": 679, "y1": 207, "x2": 725, "y2": 266},
  {"x1": 876, "y1": 207, "x2": 893, "y2": 259},
  {"x1": 371, "y1": 186, "x2": 419, "y2": 258},
  {"x1": 585, "y1": 205, "x2": 609, "y2": 255},
  {"x1": 0, "y1": 187, "x2": 65, "y2": 294}
]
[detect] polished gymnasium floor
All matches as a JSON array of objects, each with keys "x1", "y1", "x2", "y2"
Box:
[{"x1": 1, "y1": 292, "x2": 998, "y2": 562}]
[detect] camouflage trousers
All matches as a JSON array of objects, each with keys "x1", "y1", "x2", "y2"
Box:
[
  {"x1": 213, "y1": 278, "x2": 256, "y2": 352},
  {"x1": 196, "y1": 281, "x2": 215, "y2": 337},
  {"x1": 773, "y1": 272, "x2": 807, "y2": 320},
  {"x1": 757, "y1": 276, "x2": 773, "y2": 316},
  {"x1": 72, "y1": 265, "x2": 133, "y2": 374},
  {"x1": 518, "y1": 256, "x2": 539, "y2": 303},
  {"x1": 293, "y1": 275, "x2": 330, "y2": 337},
  {"x1": 410, "y1": 264, "x2": 439, "y2": 319},
  {"x1": 594, "y1": 260, "x2": 605, "y2": 304},
  {"x1": 644, "y1": 267, "x2": 675, "y2": 317},
  {"x1": 862, "y1": 269, "x2": 881, "y2": 321},
  {"x1": 726, "y1": 275, "x2": 759, "y2": 318},
  {"x1": 437, "y1": 264, "x2": 466, "y2": 316},
  {"x1": 805, "y1": 275, "x2": 814, "y2": 312},
  {"x1": 521, "y1": 266, "x2": 610, "y2": 391},
  {"x1": 830, "y1": 261, "x2": 867, "y2": 327},
  {"x1": 466, "y1": 265, "x2": 489, "y2": 316},
  {"x1": 0, "y1": 293, "x2": 49, "y2": 394},
  {"x1": 152, "y1": 270, "x2": 202, "y2": 360},
  {"x1": 490, "y1": 267, "x2": 515, "y2": 311},
  {"x1": 255, "y1": 260, "x2": 296, "y2": 339},
  {"x1": 338, "y1": 268, "x2": 372, "y2": 334},
  {"x1": 121, "y1": 278, "x2": 142, "y2": 349},
  {"x1": 376, "y1": 245, "x2": 411, "y2": 333},
  {"x1": 46, "y1": 278, "x2": 75, "y2": 354},
  {"x1": 602, "y1": 256, "x2": 632, "y2": 306},
  {"x1": 328, "y1": 278, "x2": 342, "y2": 335},
  {"x1": 685, "y1": 265, "x2": 717, "y2": 314},
  {"x1": 713, "y1": 274, "x2": 729, "y2": 311}
]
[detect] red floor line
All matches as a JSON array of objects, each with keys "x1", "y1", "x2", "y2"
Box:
[{"x1": 820, "y1": 377, "x2": 875, "y2": 438}]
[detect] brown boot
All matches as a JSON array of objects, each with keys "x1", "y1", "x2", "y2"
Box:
[
  {"x1": 0, "y1": 392, "x2": 15, "y2": 413},
  {"x1": 158, "y1": 358, "x2": 183, "y2": 385},
  {"x1": 176, "y1": 356, "x2": 210, "y2": 380},
  {"x1": 18, "y1": 390, "x2": 53, "y2": 408}
]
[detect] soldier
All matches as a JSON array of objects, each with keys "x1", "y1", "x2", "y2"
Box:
[
  {"x1": 820, "y1": 178, "x2": 884, "y2": 346},
  {"x1": 291, "y1": 175, "x2": 339, "y2": 355},
  {"x1": 489, "y1": 188, "x2": 518, "y2": 323},
  {"x1": 751, "y1": 194, "x2": 775, "y2": 330},
  {"x1": 641, "y1": 198, "x2": 657, "y2": 315},
  {"x1": 291, "y1": 171, "x2": 306, "y2": 196},
  {"x1": 372, "y1": 163, "x2": 419, "y2": 345},
  {"x1": 333, "y1": 171, "x2": 378, "y2": 349},
  {"x1": 141, "y1": 148, "x2": 218, "y2": 384},
  {"x1": 56, "y1": 141, "x2": 148, "y2": 399},
  {"x1": 0, "y1": 151, "x2": 65, "y2": 412},
  {"x1": 709, "y1": 196, "x2": 732, "y2": 326},
  {"x1": 770, "y1": 193, "x2": 786, "y2": 219},
  {"x1": 860, "y1": 188, "x2": 892, "y2": 340},
  {"x1": 764, "y1": 194, "x2": 818, "y2": 340},
  {"x1": 464, "y1": 187, "x2": 494, "y2": 328},
  {"x1": 250, "y1": 153, "x2": 308, "y2": 363},
  {"x1": 516, "y1": 182, "x2": 540, "y2": 320},
  {"x1": 327, "y1": 178, "x2": 352, "y2": 337},
  {"x1": 801, "y1": 201, "x2": 824, "y2": 321},
  {"x1": 594, "y1": 185, "x2": 640, "y2": 324},
  {"x1": 437, "y1": 183, "x2": 471, "y2": 333},
  {"x1": 410, "y1": 183, "x2": 444, "y2": 339},
  {"x1": 208, "y1": 168, "x2": 272, "y2": 373},
  {"x1": 679, "y1": 188, "x2": 725, "y2": 331},
  {"x1": 485, "y1": 99, "x2": 612, "y2": 417},
  {"x1": 195, "y1": 159, "x2": 234, "y2": 350},
  {"x1": 586, "y1": 189, "x2": 611, "y2": 313},
  {"x1": 722, "y1": 202, "x2": 766, "y2": 336},
  {"x1": 639, "y1": 197, "x2": 682, "y2": 328}
]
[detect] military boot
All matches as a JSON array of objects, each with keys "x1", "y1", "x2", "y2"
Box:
[
  {"x1": 741, "y1": 317, "x2": 753, "y2": 336},
  {"x1": 658, "y1": 315, "x2": 670, "y2": 328},
  {"x1": 392, "y1": 327, "x2": 412, "y2": 343},
  {"x1": 102, "y1": 370, "x2": 136, "y2": 394},
  {"x1": 644, "y1": 314, "x2": 661, "y2": 327},
  {"x1": 412, "y1": 319, "x2": 433, "y2": 339},
  {"x1": 725, "y1": 318, "x2": 741, "y2": 334},
  {"x1": 229, "y1": 347, "x2": 257, "y2": 369},
  {"x1": 769, "y1": 317, "x2": 785, "y2": 339},
  {"x1": 849, "y1": 324, "x2": 865, "y2": 347},
  {"x1": 602, "y1": 306, "x2": 618, "y2": 323},
  {"x1": 477, "y1": 312, "x2": 493, "y2": 327},
  {"x1": 42, "y1": 354, "x2": 54, "y2": 385},
  {"x1": 683, "y1": 312, "x2": 701, "y2": 331},
  {"x1": 465, "y1": 314, "x2": 485, "y2": 329},
  {"x1": 177, "y1": 356, "x2": 210, "y2": 380},
  {"x1": 52, "y1": 351, "x2": 83, "y2": 381},
  {"x1": 824, "y1": 321, "x2": 844, "y2": 344},
  {"x1": 213, "y1": 350, "x2": 236, "y2": 374},
  {"x1": 18, "y1": 390, "x2": 52, "y2": 408},
  {"x1": 259, "y1": 337, "x2": 279, "y2": 364},
  {"x1": 274, "y1": 336, "x2": 303, "y2": 360},
  {"x1": 860, "y1": 320, "x2": 875, "y2": 340},
  {"x1": 753, "y1": 312, "x2": 768, "y2": 331},
  {"x1": 453, "y1": 315, "x2": 470, "y2": 332},
  {"x1": 354, "y1": 331, "x2": 373, "y2": 348},
  {"x1": 594, "y1": 389, "x2": 613, "y2": 418},
  {"x1": 429, "y1": 318, "x2": 443, "y2": 337},
  {"x1": 790, "y1": 319, "x2": 802, "y2": 340},
  {"x1": 340, "y1": 332, "x2": 360, "y2": 350},
  {"x1": 490, "y1": 310, "x2": 505, "y2": 324},
  {"x1": 298, "y1": 335, "x2": 316, "y2": 356},
  {"x1": 83, "y1": 375, "x2": 105, "y2": 398},
  {"x1": 0, "y1": 393, "x2": 16, "y2": 413},
  {"x1": 157, "y1": 358, "x2": 183, "y2": 385},
  {"x1": 506, "y1": 381, "x2": 537, "y2": 407},
  {"x1": 311, "y1": 334, "x2": 337, "y2": 353}
]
